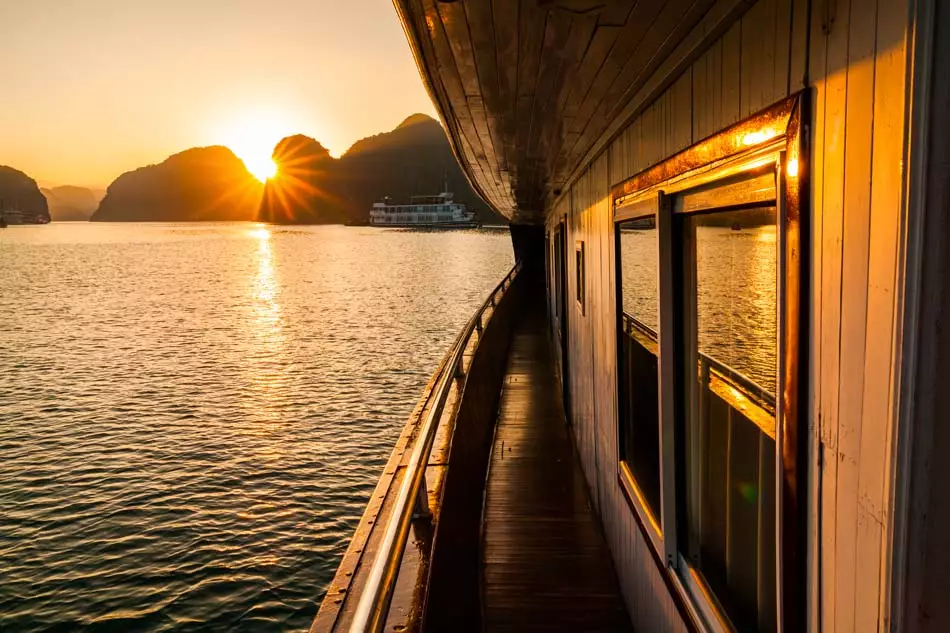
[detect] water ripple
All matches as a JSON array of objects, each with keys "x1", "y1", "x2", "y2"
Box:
[{"x1": 0, "y1": 222, "x2": 513, "y2": 632}]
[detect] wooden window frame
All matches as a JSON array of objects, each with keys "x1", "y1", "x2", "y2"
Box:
[
  {"x1": 575, "y1": 240, "x2": 586, "y2": 315},
  {"x1": 554, "y1": 226, "x2": 564, "y2": 321},
  {"x1": 614, "y1": 198, "x2": 664, "y2": 555},
  {"x1": 611, "y1": 93, "x2": 808, "y2": 633}
]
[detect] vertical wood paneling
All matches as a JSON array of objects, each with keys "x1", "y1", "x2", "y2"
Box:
[
  {"x1": 692, "y1": 51, "x2": 708, "y2": 141},
  {"x1": 740, "y1": 0, "x2": 778, "y2": 116},
  {"x1": 671, "y1": 70, "x2": 693, "y2": 152},
  {"x1": 571, "y1": 167, "x2": 598, "y2": 495},
  {"x1": 773, "y1": 0, "x2": 792, "y2": 98},
  {"x1": 706, "y1": 38, "x2": 724, "y2": 139},
  {"x1": 721, "y1": 21, "x2": 742, "y2": 126},
  {"x1": 555, "y1": 3, "x2": 803, "y2": 631},
  {"x1": 609, "y1": 131, "x2": 625, "y2": 193},
  {"x1": 809, "y1": 0, "x2": 909, "y2": 629},
  {"x1": 816, "y1": 0, "x2": 851, "y2": 625},
  {"x1": 603, "y1": 155, "x2": 616, "y2": 484},
  {"x1": 630, "y1": 116, "x2": 643, "y2": 176},
  {"x1": 788, "y1": 0, "x2": 809, "y2": 91},
  {"x1": 835, "y1": 1, "x2": 876, "y2": 629},
  {"x1": 857, "y1": 1, "x2": 908, "y2": 630},
  {"x1": 546, "y1": 2, "x2": 912, "y2": 631},
  {"x1": 587, "y1": 156, "x2": 608, "y2": 508},
  {"x1": 805, "y1": 0, "x2": 827, "y2": 628}
]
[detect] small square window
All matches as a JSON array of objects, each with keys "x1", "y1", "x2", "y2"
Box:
[{"x1": 575, "y1": 241, "x2": 585, "y2": 314}]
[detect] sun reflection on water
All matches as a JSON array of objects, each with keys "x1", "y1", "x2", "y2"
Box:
[
  {"x1": 243, "y1": 226, "x2": 288, "y2": 430},
  {"x1": 251, "y1": 227, "x2": 279, "y2": 312},
  {"x1": 248, "y1": 226, "x2": 271, "y2": 241}
]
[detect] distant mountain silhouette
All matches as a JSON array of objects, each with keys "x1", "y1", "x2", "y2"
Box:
[
  {"x1": 259, "y1": 135, "x2": 347, "y2": 224},
  {"x1": 331, "y1": 114, "x2": 506, "y2": 225},
  {"x1": 262, "y1": 114, "x2": 506, "y2": 225},
  {"x1": 0, "y1": 166, "x2": 51, "y2": 224},
  {"x1": 91, "y1": 146, "x2": 262, "y2": 222},
  {"x1": 41, "y1": 185, "x2": 102, "y2": 221},
  {"x1": 90, "y1": 115, "x2": 506, "y2": 225}
]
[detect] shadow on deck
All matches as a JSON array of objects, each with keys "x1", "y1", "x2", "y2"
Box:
[{"x1": 482, "y1": 308, "x2": 633, "y2": 632}]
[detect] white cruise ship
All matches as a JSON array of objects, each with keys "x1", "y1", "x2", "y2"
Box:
[{"x1": 369, "y1": 192, "x2": 477, "y2": 228}]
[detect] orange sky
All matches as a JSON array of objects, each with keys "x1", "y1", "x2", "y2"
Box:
[{"x1": 0, "y1": 0, "x2": 438, "y2": 189}]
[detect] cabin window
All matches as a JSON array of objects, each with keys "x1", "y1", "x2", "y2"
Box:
[
  {"x1": 616, "y1": 212, "x2": 661, "y2": 528},
  {"x1": 610, "y1": 94, "x2": 804, "y2": 633},
  {"x1": 575, "y1": 241, "x2": 585, "y2": 315},
  {"x1": 680, "y1": 204, "x2": 778, "y2": 633}
]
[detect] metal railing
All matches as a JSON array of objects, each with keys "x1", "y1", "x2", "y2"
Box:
[
  {"x1": 347, "y1": 261, "x2": 521, "y2": 633},
  {"x1": 621, "y1": 312, "x2": 776, "y2": 423}
]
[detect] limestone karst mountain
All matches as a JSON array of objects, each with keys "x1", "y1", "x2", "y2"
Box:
[
  {"x1": 332, "y1": 114, "x2": 506, "y2": 225},
  {"x1": 0, "y1": 166, "x2": 51, "y2": 224},
  {"x1": 259, "y1": 135, "x2": 346, "y2": 224},
  {"x1": 90, "y1": 115, "x2": 507, "y2": 225},
  {"x1": 91, "y1": 146, "x2": 262, "y2": 222}
]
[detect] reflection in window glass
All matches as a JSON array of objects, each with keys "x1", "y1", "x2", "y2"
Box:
[
  {"x1": 694, "y1": 207, "x2": 777, "y2": 394},
  {"x1": 684, "y1": 206, "x2": 778, "y2": 633},
  {"x1": 618, "y1": 217, "x2": 658, "y2": 331},
  {"x1": 616, "y1": 217, "x2": 660, "y2": 520}
]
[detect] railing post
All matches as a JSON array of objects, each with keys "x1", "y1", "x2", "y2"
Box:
[
  {"x1": 698, "y1": 356, "x2": 710, "y2": 430},
  {"x1": 413, "y1": 473, "x2": 431, "y2": 520},
  {"x1": 695, "y1": 355, "x2": 710, "y2": 564}
]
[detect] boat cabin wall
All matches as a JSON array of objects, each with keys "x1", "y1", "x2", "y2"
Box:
[{"x1": 543, "y1": 0, "x2": 916, "y2": 630}]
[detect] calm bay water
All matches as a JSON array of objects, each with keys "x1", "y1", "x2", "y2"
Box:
[{"x1": 0, "y1": 223, "x2": 513, "y2": 632}]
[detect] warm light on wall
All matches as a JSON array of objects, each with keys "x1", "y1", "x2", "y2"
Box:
[
  {"x1": 741, "y1": 128, "x2": 779, "y2": 146},
  {"x1": 786, "y1": 158, "x2": 799, "y2": 178}
]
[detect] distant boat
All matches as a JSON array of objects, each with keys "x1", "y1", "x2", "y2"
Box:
[
  {"x1": 369, "y1": 191, "x2": 479, "y2": 228},
  {"x1": 0, "y1": 204, "x2": 49, "y2": 226}
]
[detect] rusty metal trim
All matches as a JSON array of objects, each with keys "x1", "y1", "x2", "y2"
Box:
[{"x1": 611, "y1": 95, "x2": 799, "y2": 205}]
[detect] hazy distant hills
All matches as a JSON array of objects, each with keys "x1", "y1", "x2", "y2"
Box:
[
  {"x1": 90, "y1": 114, "x2": 507, "y2": 225},
  {"x1": 0, "y1": 166, "x2": 51, "y2": 224},
  {"x1": 41, "y1": 185, "x2": 103, "y2": 221},
  {"x1": 91, "y1": 146, "x2": 263, "y2": 222}
]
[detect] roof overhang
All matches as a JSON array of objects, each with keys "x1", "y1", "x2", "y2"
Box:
[{"x1": 394, "y1": 0, "x2": 735, "y2": 224}]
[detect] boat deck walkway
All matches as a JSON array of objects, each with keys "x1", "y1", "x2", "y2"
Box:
[{"x1": 481, "y1": 309, "x2": 633, "y2": 632}]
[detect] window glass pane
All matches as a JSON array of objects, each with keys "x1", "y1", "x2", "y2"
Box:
[
  {"x1": 684, "y1": 206, "x2": 777, "y2": 633},
  {"x1": 619, "y1": 217, "x2": 658, "y2": 331},
  {"x1": 617, "y1": 217, "x2": 660, "y2": 520},
  {"x1": 695, "y1": 207, "x2": 777, "y2": 395}
]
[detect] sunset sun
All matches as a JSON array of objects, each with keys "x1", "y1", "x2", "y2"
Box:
[
  {"x1": 219, "y1": 112, "x2": 293, "y2": 182},
  {"x1": 244, "y1": 154, "x2": 279, "y2": 182}
]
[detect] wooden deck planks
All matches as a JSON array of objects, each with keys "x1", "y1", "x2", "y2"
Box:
[{"x1": 481, "y1": 312, "x2": 632, "y2": 632}]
